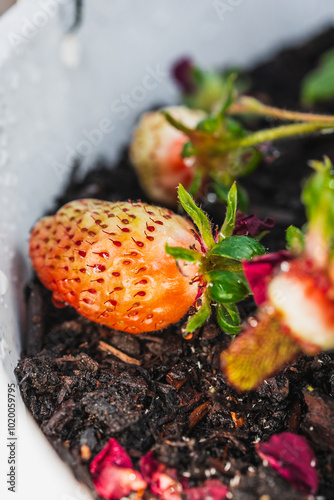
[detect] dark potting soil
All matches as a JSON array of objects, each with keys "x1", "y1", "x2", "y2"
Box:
[{"x1": 16, "y1": 28, "x2": 334, "y2": 499}]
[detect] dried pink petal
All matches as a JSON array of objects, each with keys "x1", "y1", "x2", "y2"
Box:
[
  {"x1": 243, "y1": 250, "x2": 292, "y2": 305},
  {"x1": 186, "y1": 479, "x2": 229, "y2": 500},
  {"x1": 256, "y1": 432, "x2": 318, "y2": 495},
  {"x1": 140, "y1": 452, "x2": 183, "y2": 500},
  {"x1": 90, "y1": 438, "x2": 132, "y2": 472},
  {"x1": 90, "y1": 439, "x2": 146, "y2": 499},
  {"x1": 233, "y1": 213, "x2": 275, "y2": 237}
]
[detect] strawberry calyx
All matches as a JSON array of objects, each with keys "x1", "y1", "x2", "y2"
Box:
[
  {"x1": 166, "y1": 183, "x2": 266, "y2": 336},
  {"x1": 171, "y1": 57, "x2": 230, "y2": 113}
]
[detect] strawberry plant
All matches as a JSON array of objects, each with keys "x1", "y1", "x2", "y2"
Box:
[
  {"x1": 221, "y1": 157, "x2": 334, "y2": 391},
  {"x1": 130, "y1": 68, "x2": 334, "y2": 207},
  {"x1": 29, "y1": 184, "x2": 266, "y2": 336}
]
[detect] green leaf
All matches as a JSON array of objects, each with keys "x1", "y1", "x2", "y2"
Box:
[
  {"x1": 302, "y1": 158, "x2": 334, "y2": 244},
  {"x1": 207, "y1": 270, "x2": 249, "y2": 303},
  {"x1": 237, "y1": 148, "x2": 263, "y2": 177},
  {"x1": 209, "y1": 235, "x2": 265, "y2": 261},
  {"x1": 212, "y1": 175, "x2": 230, "y2": 203},
  {"x1": 286, "y1": 225, "x2": 305, "y2": 254},
  {"x1": 192, "y1": 66, "x2": 205, "y2": 86},
  {"x1": 211, "y1": 175, "x2": 248, "y2": 211},
  {"x1": 301, "y1": 48, "x2": 334, "y2": 105},
  {"x1": 163, "y1": 111, "x2": 194, "y2": 135},
  {"x1": 165, "y1": 244, "x2": 202, "y2": 263},
  {"x1": 226, "y1": 117, "x2": 247, "y2": 138},
  {"x1": 185, "y1": 67, "x2": 227, "y2": 113},
  {"x1": 219, "y1": 182, "x2": 238, "y2": 239},
  {"x1": 181, "y1": 141, "x2": 196, "y2": 158},
  {"x1": 196, "y1": 116, "x2": 219, "y2": 133},
  {"x1": 216, "y1": 303, "x2": 240, "y2": 335},
  {"x1": 178, "y1": 184, "x2": 214, "y2": 249},
  {"x1": 185, "y1": 296, "x2": 211, "y2": 333},
  {"x1": 236, "y1": 184, "x2": 248, "y2": 213},
  {"x1": 217, "y1": 72, "x2": 237, "y2": 118}
]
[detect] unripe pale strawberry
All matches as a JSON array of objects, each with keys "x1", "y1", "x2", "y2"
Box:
[
  {"x1": 267, "y1": 259, "x2": 334, "y2": 353},
  {"x1": 222, "y1": 258, "x2": 334, "y2": 391},
  {"x1": 221, "y1": 160, "x2": 334, "y2": 391},
  {"x1": 29, "y1": 199, "x2": 200, "y2": 334},
  {"x1": 130, "y1": 106, "x2": 205, "y2": 206}
]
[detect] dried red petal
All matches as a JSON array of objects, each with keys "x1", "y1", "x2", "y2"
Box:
[
  {"x1": 243, "y1": 250, "x2": 292, "y2": 305},
  {"x1": 233, "y1": 213, "x2": 275, "y2": 237},
  {"x1": 90, "y1": 439, "x2": 146, "y2": 499},
  {"x1": 140, "y1": 452, "x2": 183, "y2": 500},
  {"x1": 186, "y1": 479, "x2": 229, "y2": 500},
  {"x1": 90, "y1": 438, "x2": 132, "y2": 471},
  {"x1": 256, "y1": 432, "x2": 318, "y2": 495},
  {"x1": 171, "y1": 57, "x2": 196, "y2": 95}
]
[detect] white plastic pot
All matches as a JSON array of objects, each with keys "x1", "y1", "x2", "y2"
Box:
[{"x1": 0, "y1": 1, "x2": 334, "y2": 499}]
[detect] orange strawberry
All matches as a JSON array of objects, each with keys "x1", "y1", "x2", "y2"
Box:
[
  {"x1": 29, "y1": 185, "x2": 266, "y2": 337},
  {"x1": 29, "y1": 198, "x2": 200, "y2": 334}
]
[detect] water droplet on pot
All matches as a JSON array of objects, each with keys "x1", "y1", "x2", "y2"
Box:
[
  {"x1": 0, "y1": 270, "x2": 9, "y2": 295},
  {"x1": 60, "y1": 33, "x2": 81, "y2": 68}
]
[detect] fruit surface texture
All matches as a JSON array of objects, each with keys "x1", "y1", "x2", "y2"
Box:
[
  {"x1": 268, "y1": 259, "x2": 334, "y2": 352},
  {"x1": 29, "y1": 199, "x2": 200, "y2": 333},
  {"x1": 130, "y1": 106, "x2": 205, "y2": 206}
]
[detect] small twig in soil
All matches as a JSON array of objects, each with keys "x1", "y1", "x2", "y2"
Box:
[
  {"x1": 188, "y1": 401, "x2": 211, "y2": 429},
  {"x1": 98, "y1": 340, "x2": 141, "y2": 365}
]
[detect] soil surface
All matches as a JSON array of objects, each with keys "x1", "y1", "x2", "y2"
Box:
[{"x1": 16, "y1": 28, "x2": 334, "y2": 499}]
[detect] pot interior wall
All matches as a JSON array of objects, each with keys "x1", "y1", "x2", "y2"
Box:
[{"x1": 0, "y1": 1, "x2": 333, "y2": 499}]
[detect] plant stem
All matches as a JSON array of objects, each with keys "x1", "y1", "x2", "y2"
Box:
[
  {"x1": 163, "y1": 111, "x2": 194, "y2": 134},
  {"x1": 214, "y1": 121, "x2": 334, "y2": 154},
  {"x1": 229, "y1": 96, "x2": 334, "y2": 125}
]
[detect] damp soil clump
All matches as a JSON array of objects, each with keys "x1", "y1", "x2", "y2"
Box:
[{"x1": 16, "y1": 28, "x2": 334, "y2": 499}]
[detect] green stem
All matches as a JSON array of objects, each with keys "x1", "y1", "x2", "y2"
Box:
[
  {"x1": 214, "y1": 121, "x2": 334, "y2": 154},
  {"x1": 163, "y1": 111, "x2": 194, "y2": 134},
  {"x1": 230, "y1": 96, "x2": 334, "y2": 125}
]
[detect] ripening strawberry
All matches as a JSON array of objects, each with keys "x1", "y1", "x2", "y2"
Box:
[
  {"x1": 29, "y1": 185, "x2": 266, "y2": 338},
  {"x1": 130, "y1": 106, "x2": 205, "y2": 206},
  {"x1": 29, "y1": 198, "x2": 201, "y2": 334},
  {"x1": 267, "y1": 259, "x2": 334, "y2": 353}
]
